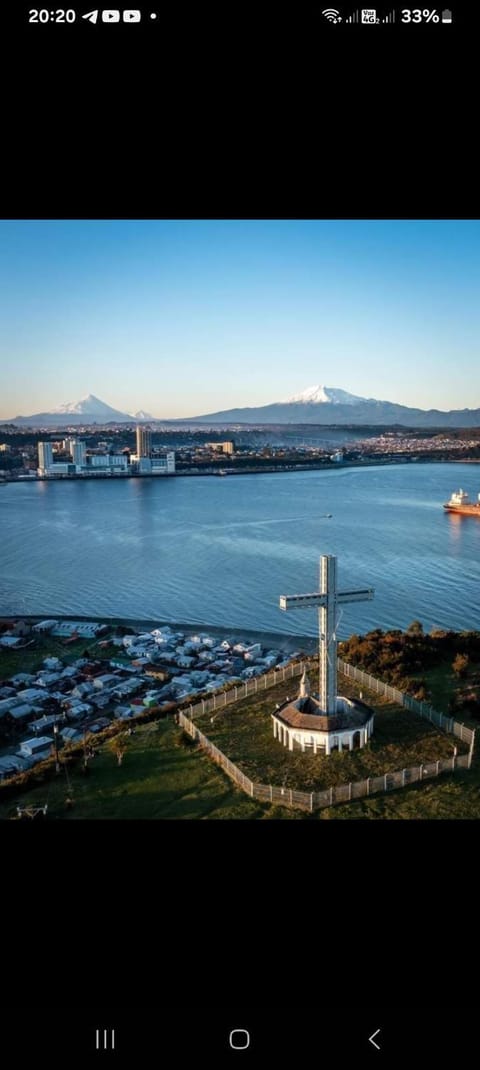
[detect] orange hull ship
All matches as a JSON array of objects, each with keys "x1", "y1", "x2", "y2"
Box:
[{"x1": 444, "y1": 489, "x2": 480, "y2": 516}]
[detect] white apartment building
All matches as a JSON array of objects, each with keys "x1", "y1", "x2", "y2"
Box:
[
  {"x1": 87, "y1": 453, "x2": 128, "y2": 469},
  {"x1": 70, "y1": 439, "x2": 86, "y2": 469},
  {"x1": 136, "y1": 425, "x2": 152, "y2": 458},
  {"x1": 130, "y1": 451, "x2": 175, "y2": 475},
  {"x1": 37, "y1": 441, "x2": 55, "y2": 475},
  {"x1": 37, "y1": 440, "x2": 174, "y2": 478}
]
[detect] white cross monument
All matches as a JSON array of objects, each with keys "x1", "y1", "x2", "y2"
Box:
[{"x1": 280, "y1": 555, "x2": 374, "y2": 714}]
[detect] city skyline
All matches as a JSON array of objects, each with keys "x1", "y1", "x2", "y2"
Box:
[{"x1": 1, "y1": 219, "x2": 480, "y2": 420}]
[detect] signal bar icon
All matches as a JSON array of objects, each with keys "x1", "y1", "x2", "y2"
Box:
[
  {"x1": 95, "y1": 1028, "x2": 115, "y2": 1051},
  {"x1": 346, "y1": 8, "x2": 395, "y2": 20}
]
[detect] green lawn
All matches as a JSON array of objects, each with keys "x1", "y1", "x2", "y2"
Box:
[
  {"x1": 194, "y1": 672, "x2": 469, "y2": 794},
  {"x1": 0, "y1": 718, "x2": 299, "y2": 820},
  {"x1": 319, "y1": 766, "x2": 480, "y2": 818},
  {"x1": 2, "y1": 650, "x2": 479, "y2": 819}
]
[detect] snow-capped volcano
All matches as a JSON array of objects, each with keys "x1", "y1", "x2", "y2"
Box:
[
  {"x1": 9, "y1": 394, "x2": 144, "y2": 425},
  {"x1": 51, "y1": 394, "x2": 127, "y2": 417},
  {"x1": 7, "y1": 387, "x2": 480, "y2": 430},
  {"x1": 284, "y1": 385, "x2": 369, "y2": 405},
  {"x1": 180, "y1": 387, "x2": 480, "y2": 427}
]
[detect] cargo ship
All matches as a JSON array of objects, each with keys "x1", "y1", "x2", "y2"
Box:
[{"x1": 443, "y1": 489, "x2": 480, "y2": 516}]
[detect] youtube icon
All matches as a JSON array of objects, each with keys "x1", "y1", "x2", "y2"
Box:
[{"x1": 123, "y1": 9, "x2": 141, "y2": 20}]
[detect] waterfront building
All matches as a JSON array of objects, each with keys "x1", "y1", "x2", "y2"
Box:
[
  {"x1": 136, "y1": 456, "x2": 152, "y2": 474},
  {"x1": 136, "y1": 424, "x2": 152, "y2": 458},
  {"x1": 87, "y1": 453, "x2": 128, "y2": 470},
  {"x1": 130, "y1": 451, "x2": 175, "y2": 475},
  {"x1": 34, "y1": 430, "x2": 168, "y2": 479},
  {"x1": 70, "y1": 439, "x2": 86, "y2": 469},
  {"x1": 45, "y1": 462, "x2": 75, "y2": 475},
  {"x1": 273, "y1": 554, "x2": 375, "y2": 754},
  {"x1": 161, "y1": 451, "x2": 176, "y2": 474},
  {"x1": 38, "y1": 441, "x2": 53, "y2": 473}
]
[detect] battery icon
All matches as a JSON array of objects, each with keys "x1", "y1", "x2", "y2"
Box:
[{"x1": 441, "y1": 8, "x2": 452, "y2": 21}]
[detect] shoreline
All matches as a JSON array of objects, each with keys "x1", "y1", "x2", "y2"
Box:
[
  {"x1": 0, "y1": 613, "x2": 319, "y2": 656},
  {"x1": 3, "y1": 455, "x2": 480, "y2": 485}
]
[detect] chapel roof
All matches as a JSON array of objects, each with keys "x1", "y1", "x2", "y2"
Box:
[{"x1": 272, "y1": 696, "x2": 373, "y2": 733}]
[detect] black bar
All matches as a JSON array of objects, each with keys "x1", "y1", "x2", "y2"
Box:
[{"x1": 1, "y1": 1007, "x2": 478, "y2": 1065}]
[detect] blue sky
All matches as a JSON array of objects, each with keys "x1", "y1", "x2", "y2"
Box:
[{"x1": 1, "y1": 219, "x2": 479, "y2": 419}]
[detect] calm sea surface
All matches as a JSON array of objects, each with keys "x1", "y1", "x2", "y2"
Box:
[{"x1": 1, "y1": 463, "x2": 480, "y2": 639}]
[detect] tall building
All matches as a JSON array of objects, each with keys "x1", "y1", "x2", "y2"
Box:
[
  {"x1": 136, "y1": 425, "x2": 152, "y2": 458},
  {"x1": 38, "y1": 442, "x2": 53, "y2": 470},
  {"x1": 70, "y1": 439, "x2": 86, "y2": 467}
]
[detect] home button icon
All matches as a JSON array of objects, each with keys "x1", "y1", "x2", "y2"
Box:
[{"x1": 229, "y1": 1029, "x2": 250, "y2": 1050}]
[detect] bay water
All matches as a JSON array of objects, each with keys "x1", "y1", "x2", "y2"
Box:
[{"x1": 1, "y1": 462, "x2": 479, "y2": 640}]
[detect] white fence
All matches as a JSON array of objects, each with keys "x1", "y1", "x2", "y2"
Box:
[
  {"x1": 185, "y1": 661, "x2": 305, "y2": 722},
  {"x1": 177, "y1": 655, "x2": 476, "y2": 812},
  {"x1": 178, "y1": 711, "x2": 473, "y2": 813},
  {"x1": 184, "y1": 656, "x2": 476, "y2": 751},
  {"x1": 337, "y1": 659, "x2": 476, "y2": 748}
]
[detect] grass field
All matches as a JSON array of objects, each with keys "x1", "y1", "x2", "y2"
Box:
[
  {"x1": 1, "y1": 650, "x2": 479, "y2": 819},
  {"x1": 321, "y1": 764, "x2": 480, "y2": 818},
  {"x1": 0, "y1": 717, "x2": 300, "y2": 820},
  {"x1": 194, "y1": 673, "x2": 469, "y2": 793}
]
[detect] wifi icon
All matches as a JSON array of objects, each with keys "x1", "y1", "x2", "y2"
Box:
[{"x1": 322, "y1": 7, "x2": 341, "y2": 20}]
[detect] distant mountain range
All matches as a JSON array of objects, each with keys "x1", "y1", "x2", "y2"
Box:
[
  {"x1": 6, "y1": 394, "x2": 154, "y2": 426},
  {"x1": 4, "y1": 385, "x2": 480, "y2": 428},
  {"x1": 181, "y1": 385, "x2": 480, "y2": 428}
]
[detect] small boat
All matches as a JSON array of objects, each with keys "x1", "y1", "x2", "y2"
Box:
[{"x1": 443, "y1": 489, "x2": 480, "y2": 516}]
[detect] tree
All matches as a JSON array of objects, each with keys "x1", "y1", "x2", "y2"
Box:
[
  {"x1": 109, "y1": 733, "x2": 129, "y2": 766},
  {"x1": 407, "y1": 620, "x2": 424, "y2": 636},
  {"x1": 452, "y1": 653, "x2": 469, "y2": 678}
]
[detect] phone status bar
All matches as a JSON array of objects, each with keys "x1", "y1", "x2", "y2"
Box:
[
  {"x1": 25, "y1": 10, "x2": 159, "y2": 23},
  {"x1": 321, "y1": 8, "x2": 453, "y2": 23},
  {"x1": 22, "y1": 6, "x2": 461, "y2": 28}
]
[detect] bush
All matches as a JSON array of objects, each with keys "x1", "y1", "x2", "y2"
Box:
[
  {"x1": 177, "y1": 729, "x2": 198, "y2": 748},
  {"x1": 453, "y1": 653, "x2": 469, "y2": 678}
]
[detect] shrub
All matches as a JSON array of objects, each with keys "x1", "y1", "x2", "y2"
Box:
[
  {"x1": 177, "y1": 729, "x2": 198, "y2": 748},
  {"x1": 452, "y1": 653, "x2": 469, "y2": 678}
]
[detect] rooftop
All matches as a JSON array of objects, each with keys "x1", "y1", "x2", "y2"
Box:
[{"x1": 273, "y1": 694, "x2": 373, "y2": 733}]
